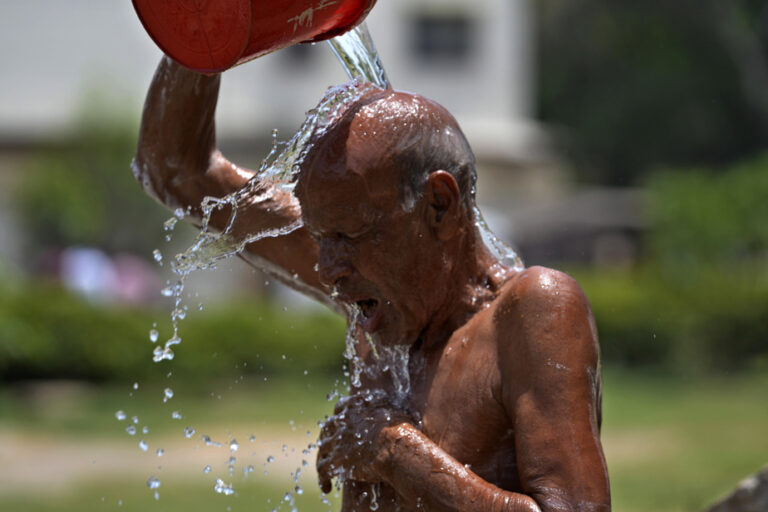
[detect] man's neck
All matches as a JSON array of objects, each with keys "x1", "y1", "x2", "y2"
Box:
[{"x1": 418, "y1": 228, "x2": 512, "y2": 352}]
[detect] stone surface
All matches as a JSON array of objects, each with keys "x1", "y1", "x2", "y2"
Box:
[{"x1": 706, "y1": 466, "x2": 768, "y2": 512}]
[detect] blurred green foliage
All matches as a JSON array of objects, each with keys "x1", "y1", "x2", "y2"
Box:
[
  {"x1": 537, "y1": 0, "x2": 768, "y2": 184},
  {"x1": 14, "y1": 99, "x2": 169, "y2": 261},
  {"x1": 0, "y1": 280, "x2": 345, "y2": 383},
  {"x1": 575, "y1": 154, "x2": 768, "y2": 371},
  {"x1": 4, "y1": 154, "x2": 768, "y2": 379}
]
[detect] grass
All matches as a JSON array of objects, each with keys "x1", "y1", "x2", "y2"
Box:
[
  {"x1": 0, "y1": 477, "x2": 341, "y2": 512},
  {"x1": 1, "y1": 369, "x2": 766, "y2": 511},
  {"x1": 601, "y1": 370, "x2": 768, "y2": 511}
]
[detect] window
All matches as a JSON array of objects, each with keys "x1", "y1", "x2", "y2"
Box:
[{"x1": 411, "y1": 12, "x2": 475, "y2": 62}]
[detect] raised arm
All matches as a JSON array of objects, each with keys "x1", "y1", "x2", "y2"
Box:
[
  {"x1": 133, "y1": 56, "x2": 246, "y2": 210},
  {"x1": 133, "y1": 56, "x2": 326, "y2": 300}
]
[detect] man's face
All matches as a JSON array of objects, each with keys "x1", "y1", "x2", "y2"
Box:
[{"x1": 297, "y1": 122, "x2": 445, "y2": 346}]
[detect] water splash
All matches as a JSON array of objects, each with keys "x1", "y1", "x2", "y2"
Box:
[
  {"x1": 341, "y1": 304, "x2": 364, "y2": 389},
  {"x1": 213, "y1": 478, "x2": 235, "y2": 496},
  {"x1": 473, "y1": 205, "x2": 525, "y2": 271},
  {"x1": 153, "y1": 79, "x2": 384, "y2": 368}
]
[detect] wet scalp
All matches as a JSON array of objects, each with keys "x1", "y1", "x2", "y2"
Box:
[{"x1": 299, "y1": 88, "x2": 477, "y2": 216}]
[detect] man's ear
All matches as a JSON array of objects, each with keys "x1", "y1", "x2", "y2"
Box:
[{"x1": 425, "y1": 170, "x2": 461, "y2": 241}]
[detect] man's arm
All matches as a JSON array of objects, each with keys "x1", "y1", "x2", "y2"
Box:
[
  {"x1": 372, "y1": 423, "x2": 541, "y2": 512},
  {"x1": 317, "y1": 394, "x2": 540, "y2": 512},
  {"x1": 499, "y1": 266, "x2": 611, "y2": 511},
  {"x1": 133, "y1": 56, "x2": 324, "y2": 297}
]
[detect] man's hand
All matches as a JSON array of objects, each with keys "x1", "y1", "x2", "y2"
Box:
[{"x1": 317, "y1": 390, "x2": 410, "y2": 493}]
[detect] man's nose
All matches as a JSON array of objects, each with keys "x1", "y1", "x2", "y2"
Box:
[{"x1": 316, "y1": 238, "x2": 353, "y2": 287}]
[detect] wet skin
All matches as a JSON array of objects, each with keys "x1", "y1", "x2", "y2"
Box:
[{"x1": 134, "y1": 57, "x2": 611, "y2": 511}]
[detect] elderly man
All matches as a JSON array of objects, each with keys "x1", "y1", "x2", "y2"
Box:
[{"x1": 134, "y1": 56, "x2": 611, "y2": 511}]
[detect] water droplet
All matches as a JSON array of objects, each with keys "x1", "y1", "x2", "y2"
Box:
[
  {"x1": 166, "y1": 334, "x2": 182, "y2": 347},
  {"x1": 173, "y1": 207, "x2": 185, "y2": 219},
  {"x1": 115, "y1": 410, "x2": 126, "y2": 421},
  {"x1": 213, "y1": 478, "x2": 234, "y2": 496},
  {"x1": 184, "y1": 427, "x2": 195, "y2": 438},
  {"x1": 147, "y1": 476, "x2": 161, "y2": 489},
  {"x1": 126, "y1": 425, "x2": 136, "y2": 435},
  {"x1": 160, "y1": 286, "x2": 173, "y2": 297},
  {"x1": 163, "y1": 217, "x2": 178, "y2": 231},
  {"x1": 153, "y1": 345, "x2": 175, "y2": 362},
  {"x1": 266, "y1": 456, "x2": 274, "y2": 463},
  {"x1": 132, "y1": 416, "x2": 139, "y2": 424},
  {"x1": 284, "y1": 492, "x2": 292, "y2": 502},
  {"x1": 139, "y1": 440, "x2": 148, "y2": 451},
  {"x1": 203, "y1": 465, "x2": 212, "y2": 474},
  {"x1": 133, "y1": 382, "x2": 139, "y2": 390},
  {"x1": 156, "y1": 448, "x2": 164, "y2": 457},
  {"x1": 142, "y1": 426, "x2": 149, "y2": 434},
  {"x1": 149, "y1": 329, "x2": 159, "y2": 343},
  {"x1": 229, "y1": 439, "x2": 239, "y2": 453},
  {"x1": 152, "y1": 249, "x2": 163, "y2": 264},
  {"x1": 171, "y1": 411, "x2": 182, "y2": 420},
  {"x1": 295, "y1": 485, "x2": 303, "y2": 495},
  {"x1": 249, "y1": 435, "x2": 255, "y2": 442},
  {"x1": 163, "y1": 388, "x2": 174, "y2": 402}
]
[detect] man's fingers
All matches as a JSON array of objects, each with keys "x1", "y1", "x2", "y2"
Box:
[
  {"x1": 316, "y1": 453, "x2": 337, "y2": 494},
  {"x1": 320, "y1": 477, "x2": 332, "y2": 494}
]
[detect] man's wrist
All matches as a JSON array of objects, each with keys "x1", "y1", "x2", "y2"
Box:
[{"x1": 372, "y1": 422, "x2": 413, "y2": 482}]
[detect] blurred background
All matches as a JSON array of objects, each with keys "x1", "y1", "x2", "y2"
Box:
[{"x1": 0, "y1": 1, "x2": 766, "y2": 511}]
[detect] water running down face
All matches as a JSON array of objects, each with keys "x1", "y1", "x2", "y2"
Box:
[{"x1": 296, "y1": 91, "x2": 467, "y2": 346}]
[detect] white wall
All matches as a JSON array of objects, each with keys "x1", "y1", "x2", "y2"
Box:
[{"x1": 0, "y1": 0, "x2": 536, "y2": 156}]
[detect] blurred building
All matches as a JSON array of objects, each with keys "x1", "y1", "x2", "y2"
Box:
[{"x1": 0, "y1": 0, "x2": 646, "y2": 302}]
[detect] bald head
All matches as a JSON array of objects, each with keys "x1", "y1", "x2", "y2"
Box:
[{"x1": 299, "y1": 88, "x2": 477, "y2": 216}]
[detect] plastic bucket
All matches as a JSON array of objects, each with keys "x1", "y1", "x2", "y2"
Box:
[{"x1": 132, "y1": 0, "x2": 377, "y2": 73}]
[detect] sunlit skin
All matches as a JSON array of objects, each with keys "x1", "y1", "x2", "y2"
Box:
[{"x1": 134, "y1": 56, "x2": 611, "y2": 511}]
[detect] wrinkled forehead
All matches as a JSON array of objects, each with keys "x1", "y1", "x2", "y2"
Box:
[
  {"x1": 295, "y1": 132, "x2": 397, "y2": 236},
  {"x1": 296, "y1": 108, "x2": 401, "y2": 206}
]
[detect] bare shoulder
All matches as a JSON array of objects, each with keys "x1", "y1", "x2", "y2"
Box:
[
  {"x1": 495, "y1": 265, "x2": 591, "y2": 316},
  {"x1": 493, "y1": 265, "x2": 600, "y2": 375}
]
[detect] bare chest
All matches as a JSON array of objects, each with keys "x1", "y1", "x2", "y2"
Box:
[{"x1": 404, "y1": 327, "x2": 520, "y2": 489}]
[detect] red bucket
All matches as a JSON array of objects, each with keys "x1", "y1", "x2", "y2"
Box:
[{"x1": 132, "y1": 0, "x2": 377, "y2": 73}]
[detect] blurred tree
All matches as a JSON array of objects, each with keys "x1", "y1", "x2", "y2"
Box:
[
  {"x1": 575, "y1": 153, "x2": 768, "y2": 371},
  {"x1": 14, "y1": 94, "x2": 170, "y2": 265},
  {"x1": 536, "y1": 0, "x2": 768, "y2": 185},
  {"x1": 646, "y1": 154, "x2": 768, "y2": 280}
]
